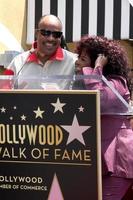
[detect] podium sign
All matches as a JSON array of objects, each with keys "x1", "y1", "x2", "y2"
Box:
[{"x1": 0, "y1": 90, "x2": 102, "y2": 200}]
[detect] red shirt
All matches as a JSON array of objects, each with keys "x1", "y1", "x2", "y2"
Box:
[{"x1": 27, "y1": 42, "x2": 64, "y2": 64}]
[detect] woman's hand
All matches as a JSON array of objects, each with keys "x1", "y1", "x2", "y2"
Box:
[{"x1": 95, "y1": 54, "x2": 108, "y2": 69}]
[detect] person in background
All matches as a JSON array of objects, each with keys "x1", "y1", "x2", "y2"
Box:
[
  {"x1": 6, "y1": 14, "x2": 77, "y2": 89},
  {"x1": 75, "y1": 35, "x2": 133, "y2": 200},
  {"x1": 60, "y1": 35, "x2": 69, "y2": 50}
]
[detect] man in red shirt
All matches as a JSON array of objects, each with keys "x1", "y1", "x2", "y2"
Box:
[{"x1": 7, "y1": 14, "x2": 77, "y2": 89}]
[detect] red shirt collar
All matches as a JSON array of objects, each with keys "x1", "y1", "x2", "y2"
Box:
[{"x1": 26, "y1": 46, "x2": 64, "y2": 63}]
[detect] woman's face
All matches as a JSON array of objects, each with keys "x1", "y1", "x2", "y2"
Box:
[{"x1": 75, "y1": 50, "x2": 91, "y2": 72}]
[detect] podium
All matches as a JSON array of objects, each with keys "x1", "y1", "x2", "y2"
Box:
[{"x1": 0, "y1": 75, "x2": 132, "y2": 200}]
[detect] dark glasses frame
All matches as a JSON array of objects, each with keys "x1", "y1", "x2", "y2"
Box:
[{"x1": 36, "y1": 29, "x2": 63, "y2": 38}]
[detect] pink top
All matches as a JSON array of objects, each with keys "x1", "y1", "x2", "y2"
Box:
[{"x1": 82, "y1": 66, "x2": 133, "y2": 178}]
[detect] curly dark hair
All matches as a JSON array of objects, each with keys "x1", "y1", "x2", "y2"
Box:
[{"x1": 75, "y1": 35, "x2": 129, "y2": 79}]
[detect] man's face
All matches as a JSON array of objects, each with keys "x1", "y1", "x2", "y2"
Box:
[{"x1": 36, "y1": 16, "x2": 62, "y2": 56}]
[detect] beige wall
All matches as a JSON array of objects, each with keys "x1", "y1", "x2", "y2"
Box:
[{"x1": 0, "y1": 0, "x2": 27, "y2": 52}]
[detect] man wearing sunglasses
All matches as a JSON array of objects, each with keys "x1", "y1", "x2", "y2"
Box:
[{"x1": 7, "y1": 14, "x2": 77, "y2": 89}]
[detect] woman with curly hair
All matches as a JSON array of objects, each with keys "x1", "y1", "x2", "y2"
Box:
[{"x1": 75, "y1": 35, "x2": 133, "y2": 200}]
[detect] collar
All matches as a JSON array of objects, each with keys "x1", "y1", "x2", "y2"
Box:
[{"x1": 26, "y1": 46, "x2": 64, "y2": 63}]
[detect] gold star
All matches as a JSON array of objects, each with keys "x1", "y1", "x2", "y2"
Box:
[
  {"x1": 1, "y1": 107, "x2": 6, "y2": 113},
  {"x1": 33, "y1": 107, "x2": 44, "y2": 119},
  {"x1": 21, "y1": 114, "x2": 26, "y2": 121},
  {"x1": 51, "y1": 98, "x2": 66, "y2": 113},
  {"x1": 10, "y1": 116, "x2": 13, "y2": 120}
]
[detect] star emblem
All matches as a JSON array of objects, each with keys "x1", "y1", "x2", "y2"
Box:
[
  {"x1": 33, "y1": 107, "x2": 44, "y2": 119},
  {"x1": 51, "y1": 98, "x2": 66, "y2": 113},
  {"x1": 61, "y1": 115, "x2": 91, "y2": 145},
  {"x1": 1, "y1": 107, "x2": 6, "y2": 113},
  {"x1": 21, "y1": 114, "x2": 26, "y2": 121},
  {"x1": 78, "y1": 105, "x2": 84, "y2": 112},
  {"x1": 48, "y1": 174, "x2": 64, "y2": 200},
  {"x1": 10, "y1": 116, "x2": 13, "y2": 120}
]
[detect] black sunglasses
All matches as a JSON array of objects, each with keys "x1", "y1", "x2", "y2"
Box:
[{"x1": 37, "y1": 29, "x2": 63, "y2": 38}]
